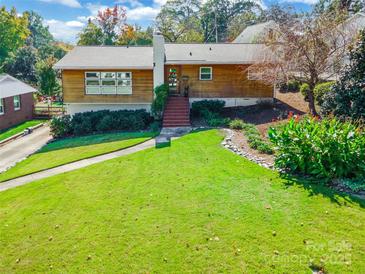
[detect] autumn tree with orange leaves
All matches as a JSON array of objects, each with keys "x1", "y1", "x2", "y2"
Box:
[
  {"x1": 97, "y1": 5, "x2": 127, "y2": 45},
  {"x1": 78, "y1": 5, "x2": 127, "y2": 46}
]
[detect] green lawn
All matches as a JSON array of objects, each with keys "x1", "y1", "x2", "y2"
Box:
[
  {"x1": 0, "y1": 120, "x2": 45, "y2": 141},
  {"x1": 0, "y1": 131, "x2": 156, "y2": 182},
  {"x1": 0, "y1": 130, "x2": 364, "y2": 273}
]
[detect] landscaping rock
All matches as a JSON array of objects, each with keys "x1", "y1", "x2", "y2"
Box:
[{"x1": 221, "y1": 129, "x2": 275, "y2": 170}]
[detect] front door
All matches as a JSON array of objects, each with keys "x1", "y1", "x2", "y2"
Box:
[{"x1": 167, "y1": 66, "x2": 181, "y2": 96}]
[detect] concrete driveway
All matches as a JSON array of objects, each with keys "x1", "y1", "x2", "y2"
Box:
[{"x1": 0, "y1": 125, "x2": 52, "y2": 173}]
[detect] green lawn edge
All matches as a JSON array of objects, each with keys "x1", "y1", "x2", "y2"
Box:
[
  {"x1": 0, "y1": 131, "x2": 157, "y2": 182},
  {"x1": 0, "y1": 120, "x2": 45, "y2": 142}
]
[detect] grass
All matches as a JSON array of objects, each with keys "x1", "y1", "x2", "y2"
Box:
[
  {"x1": 0, "y1": 131, "x2": 156, "y2": 182},
  {"x1": 0, "y1": 120, "x2": 45, "y2": 142},
  {"x1": 0, "y1": 130, "x2": 364, "y2": 273}
]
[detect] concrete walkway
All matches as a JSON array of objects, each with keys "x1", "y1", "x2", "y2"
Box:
[
  {"x1": 0, "y1": 125, "x2": 52, "y2": 173},
  {"x1": 0, "y1": 138, "x2": 155, "y2": 192}
]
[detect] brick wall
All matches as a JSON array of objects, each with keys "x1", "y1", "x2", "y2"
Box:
[{"x1": 0, "y1": 92, "x2": 34, "y2": 131}]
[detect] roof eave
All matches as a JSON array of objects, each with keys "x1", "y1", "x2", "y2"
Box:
[
  {"x1": 53, "y1": 65, "x2": 154, "y2": 70},
  {"x1": 165, "y1": 61, "x2": 255, "y2": 65}
]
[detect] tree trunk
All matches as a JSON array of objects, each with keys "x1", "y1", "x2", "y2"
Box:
[{"x1": 307, "y1": 88, "x2": 318, "y2": 116}]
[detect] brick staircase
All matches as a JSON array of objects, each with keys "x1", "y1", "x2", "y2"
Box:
[{"x1": 162, "y1": 96, "x2": 190, "y2": 127}]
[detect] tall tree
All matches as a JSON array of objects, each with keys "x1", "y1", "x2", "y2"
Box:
[
  {"x1": 36, "y1": 57, "x2": 60, "y2": 96},
  {"x1": 155, "y1": 0, "x2": 203, "y2": 42},
  {"x1": 201, "y1": 0, "x2": 260, "y2": 42},
  {"x1": 24, "y1": 11, "x2": 53, "y2": 48},
  {"x1": 0, "y1": 7, "x2": 29, "y2": 65},
  {"x1": 252, "y1": 11, "x2": 353, "y2": 115},
  {"x1": 314, "y1": 0, "x2": 364, "y2": 15},
  {"x1": 117, "y1": 25, "x2": 153, "y2": 45},
  {"x1": 227, "y1": 11, "x2": 258, "y2": 41},
  {"x1": 77, "y1": 20, "x2": 104, "y2": 46},
  {"x1": 97, "y1": 5, "x2": 127, "y2": 45},
  {"x1": 321, "y1": 29, "x2": 365, "y2": 120},
  {"x1": 3, "y1": 46, "x2": 38, "y2": 84}
]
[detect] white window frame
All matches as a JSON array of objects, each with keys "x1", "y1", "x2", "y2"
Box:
[
  {"x1": 13, "y1": 95, "x2": 21, "y2": 111},
  {"x1": 85, "y1": 72, "x2": 101, "y2": 94},
  {"x1": 199, "y1": 67, "x2": 212, "y2": 81},
  {"x1": 0, "y1": 98, "x2": 4, "y2": 115},
  {"x1": 117, "y1": 72, "x2": 132, "y2": 95},
  {"x1": 85, "y1": 71, "x2": 133, "y2": 95}
]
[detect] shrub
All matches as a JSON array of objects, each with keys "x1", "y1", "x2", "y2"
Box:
[
  {"x1": 96, "y1": 115, "x2": 114, "y2": 132},
  {"x1": 207, "y1": 117, "x2": 230, "y2": 127},
  {"x1": 151, "y1": 84, "x2": 169, "y2": 119},
  {"x1": 287, "y1": 80, "x2": 300, "y2": 92},
  {"x1": 300, "y1": 83, "x2": 310, "y2": 101},
  {"x1": 268, "y1": 117, "x2": 365, "y2": 180},
  {"x1": 50, "y1": 109, "x2": 153, "y2": 138},
  {"x1": 279, "y1": 80, "x2": 300, "y2": 92},
  {"x1": 239, "y1": 122, "x2": 273, "y2": 154},
  {"x1": 149, "y1": 120, "x2": 162, "y2": 132},
  {"x1": 314, "y1": 81, "x2": 334, "y2": 106},
  {"x1": 73, "y1": 117, "x2": 92, "y2": 136},
  {"x1": 229, "y1": 119, "x2": 246, "y2": 130},
  {"x1": 192, "y1": 100, "x2": 225, "y2": 117},
  {"x1": 321, "y1": 29, "x2": 365, "y2": 120},
  {"x1": 50, "y1": 115, "x2": 72, "y2": 138}
]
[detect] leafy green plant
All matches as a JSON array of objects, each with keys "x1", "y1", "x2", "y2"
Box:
[
  {"x1": 201, "y1": 109, "x2": 230, "y2": 127},
  {"x1": 300, "y1": 83, "x2": 310, "y2": 101},
  {"x1": 151, "y1": 84, "x2": 169, "y2": 119},
  {"x1": 268, "y1": 117, "x2": 365, "y2": 181},
  {"x1": 340, "y1": 179, "x2": 365, "y2": 192},
  {"x1": 314, "y1": 81, "x2": 334, "y2": 106},
  {"x1": 229, "y1": 119, "x2": 245, "y2": 130},
  {"x1": 191, "y1": 100, "x2": 228, "y2": 127},
  {"x1": 50, "y1": 115, "x2": 72, "y2": 138},
  {"x1": 279, "y1": 80, "x2": 301, "y2": 92},
  {"x1": 238, "y1": 122, "x2": 273, "y2": 154},
  {"x1": 207, "y1": 117, "x2": 230, "y2": 127}
]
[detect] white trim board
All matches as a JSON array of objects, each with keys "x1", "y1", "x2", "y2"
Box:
[{"x1": 189, "y1": 97, "x2": 273, "y2": 107}]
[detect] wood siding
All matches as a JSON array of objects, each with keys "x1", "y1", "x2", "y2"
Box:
[
  {"x1": 165, "y1": 64, "x2": 273, "y2": 98},
  {"x1": 62, "y1": 69, "x2": 153, "y2": 104}
]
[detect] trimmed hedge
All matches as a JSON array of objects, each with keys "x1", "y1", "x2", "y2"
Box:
[
  {"x1": 51, "y1": 109, "x2": 153, "y2": 138},
  {"x1": 191, "y1": 100, "x2": 229, "y2": 127},
  {"x1": 191, "y1": 100, "x2": 225, "y2": 117}
]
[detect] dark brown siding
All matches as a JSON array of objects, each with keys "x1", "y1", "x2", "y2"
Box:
[
  {"x1": 62, "y1": 69, "x2": 154, "y2": 104},
  {"x1": 165, "y1": 64, "x2": 273, "y2": 98},
  {"x1": 0, "y1": 93, "x2": 34, "y2": 131}
]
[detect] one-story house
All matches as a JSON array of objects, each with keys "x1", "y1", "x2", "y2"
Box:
[
  {"x1": 54, "y1": 33, "x2": 273, "y2": 119},
  {"x1": 0, "y1": 74, "x2": 36, "y2": 131},
  {"x1": 233, "y1": 21, "x2": 276, "y2": 43}
]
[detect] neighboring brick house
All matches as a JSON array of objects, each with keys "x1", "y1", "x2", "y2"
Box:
[{"x1": 0, "y1": 74, "x2": 36, "y2": 131}]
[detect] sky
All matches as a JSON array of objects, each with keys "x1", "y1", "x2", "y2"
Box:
[{"x1": 0, "y1": 0, "x2": 316, "y2": 43}]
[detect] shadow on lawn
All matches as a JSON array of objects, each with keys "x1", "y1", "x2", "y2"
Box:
[{"x1": 280, "y1": 173, "x2": 365, "y2": 208}]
